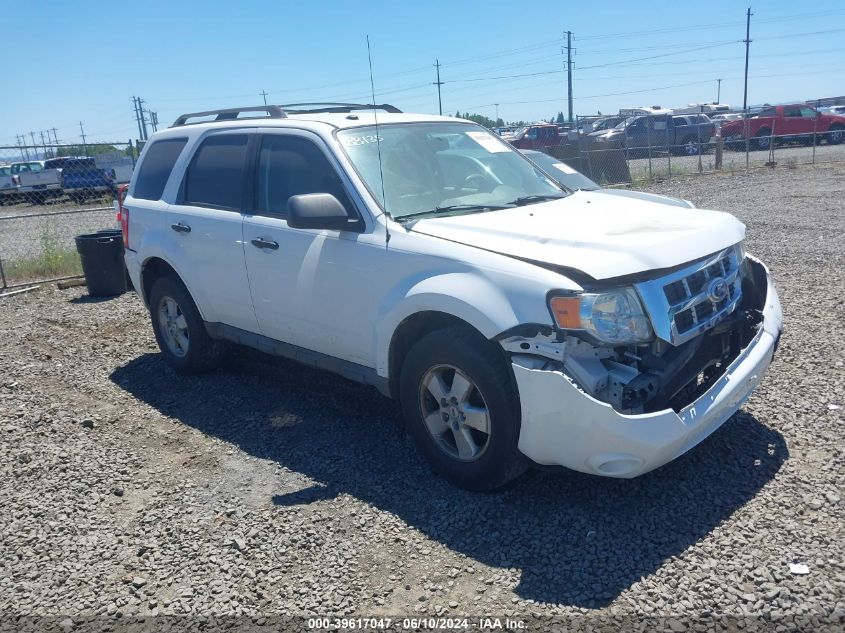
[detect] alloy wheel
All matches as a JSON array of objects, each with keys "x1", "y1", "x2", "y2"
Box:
[
  {"x1": 418, "y1": 364, "x2": 492, "y2": 462},
  {"x1": 157, "y1": 296, "x2": 190, "y2": 358}
]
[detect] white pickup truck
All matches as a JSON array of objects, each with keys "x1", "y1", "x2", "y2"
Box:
[
  {"x1": 11, "y1": 160, "x2": 62, "y2": 204},
  {"x1": 0, "y1": 164, "x2": 15, "y2": 204},
  {"x1": 120, "y1": 104, "x2": 782, "y2": 490}
]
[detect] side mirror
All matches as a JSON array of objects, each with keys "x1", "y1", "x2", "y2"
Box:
[{"x1": 287, "y1": 193, "x2": 361, "y2": 231}]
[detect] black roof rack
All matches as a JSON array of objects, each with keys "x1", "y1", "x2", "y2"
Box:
[
  {"x1": 281, "y1": 102, "x2": 402, "y2": 114},
  {"x1": 171, "y1": 105, "x2": 287, "y2": 127}
]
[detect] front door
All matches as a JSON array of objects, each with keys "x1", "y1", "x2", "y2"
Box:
[{"x1": 242, "y1": 130, "x2": 381, "y2": 366}]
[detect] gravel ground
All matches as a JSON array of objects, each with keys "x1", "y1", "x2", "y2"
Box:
[{"x1": 1, "y1": 163, "x2": 844, "y2": 631}]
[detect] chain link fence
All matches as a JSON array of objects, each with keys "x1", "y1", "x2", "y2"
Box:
[
  {"x1": 0, "y1": 140, "x2": 136, "y2": 290},
  {"x1": 536, "y1": 104, "x2": 845, "y2": 187}
]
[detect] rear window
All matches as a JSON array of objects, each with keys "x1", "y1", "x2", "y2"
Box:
[
  {"x1": 0, "y1": 166, "x2": 10, "y2": 177},
  {"x1": 182, "y1": 134, "x2": 248, "y2": 210},
  {"x1": 133, "y1": 138, "x2": 188, "y2": 201}
]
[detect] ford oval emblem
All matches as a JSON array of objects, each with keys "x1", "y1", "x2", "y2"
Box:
[{"x1": 707, "y1": 277, "x2": 729, "y2": 303}]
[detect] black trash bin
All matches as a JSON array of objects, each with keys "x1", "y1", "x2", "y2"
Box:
[{"x1": 75, "y1": 231, "x2": 127, "y2": 297}]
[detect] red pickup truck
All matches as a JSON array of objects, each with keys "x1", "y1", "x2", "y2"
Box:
[{"x1": 721, "y1": 104, "x2": 845, "y2": 150}]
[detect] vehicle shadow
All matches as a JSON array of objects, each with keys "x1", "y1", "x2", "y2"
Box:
[{"x1": 110, "y1": 350, "x2": 787, "y2": 609}]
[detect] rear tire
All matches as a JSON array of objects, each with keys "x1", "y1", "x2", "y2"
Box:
[
  {"x1": 754, "y1": 129, "x2": 772, "y2": 151},
  {"x1": 399, "y1": 326, "x2": 528, "y2": 491},
  {"x1": 149, "y1": 275, "x2": 227, "y2": 374}
]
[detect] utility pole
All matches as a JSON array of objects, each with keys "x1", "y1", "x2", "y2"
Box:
[
  {"x1": 79, "y1": 122, "x2": 88, "y2": 155},
  {"x1": 29, "y1": 131, "x2": 37, "y2": 158},
  {"x1": 742, "y1": 8, "x2": 752, "y2": 111},
  {"x1": 39, "y1": 131, "x2": 49, "y2": 158},
  {"x1": 716, "y1": 79, "x2": 722, "y2": 104},
  {"x1": 565, "y1": 31, "x2": 574, "y2": 123},
  {"x1": 433, "y1": 59, "x2": 444, "y2": 116},
  {"x1": 50, "y1": 127, "x2": 59, "y2": 147},
  {"x1": 139, "y1": 98, "x2": 149, "y2": 140},
  {"x1": 150, "y1": 112, "x2": 159, "y2": 133},
  {"x1": 494, "y1": 103, "x2": 500, "y2": 125},
  {"x1": 260, "y1": 90, "x2": 268, "y2": 106},
  {"x1": 132, "y1": 97, "x2": 144, "y2": 141}
]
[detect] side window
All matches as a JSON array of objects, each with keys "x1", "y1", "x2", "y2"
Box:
[
  {"x1": 134, "y1": 138, "x2": 188, "y2": 201},
  {"x1": 800, "y1": 107, "x2": 816, "y2": 118},
  {"x1": 783, "y1": 106, "x2": 801, "y2": 117},
  {"x1": 256, "y1": 134, "x2": 353, "y2": 216},
  {"x1": 757, "y1": 107, "x2": 777, "y2": 118},
  {"x1": 30, "y1": 162, "x2": 43, "y2": 173},
  {"x1": 183, "y1": 134, "x2": 248, "y2": 210}
]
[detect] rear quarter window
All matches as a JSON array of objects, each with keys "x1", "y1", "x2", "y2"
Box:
[{"x1": 133, "y1": 138, "x2": 188, "y2": 201}]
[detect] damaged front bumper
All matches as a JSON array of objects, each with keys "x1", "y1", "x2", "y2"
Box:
[{"x1": 512, "y1": 257, "x2": 783, "y2": 478}]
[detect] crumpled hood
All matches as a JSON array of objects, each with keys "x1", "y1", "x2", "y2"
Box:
[{"x1": 408, "y1": 190, "x2": 745, "y2": 281}]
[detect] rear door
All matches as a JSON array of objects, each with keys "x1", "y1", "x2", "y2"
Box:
[{"x1": 168, "y1": 131, "x2": 259, "y2": 333}]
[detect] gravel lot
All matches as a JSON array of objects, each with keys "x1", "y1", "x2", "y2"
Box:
[{"x1": 1, "y1": 163, "x2": 844, "y2": 631}]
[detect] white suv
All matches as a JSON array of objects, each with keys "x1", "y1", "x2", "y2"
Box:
[{"x1": 121, "y1": 104, "x2": 782, "y2": 490}]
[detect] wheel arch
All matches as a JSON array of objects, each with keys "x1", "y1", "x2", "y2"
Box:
[
  {"x1": 140, "y1": 256, "x2": 208, "y2": 320},
  {"x1": 387, "y1": 311, "x2": 490, "y2": 400},
  {"x1": 377, "y1": 272, "x2": 534, "y2": 398}
]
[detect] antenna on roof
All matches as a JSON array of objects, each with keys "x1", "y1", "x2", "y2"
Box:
[{"x1": 367, "y1": 35, "x2": 391, "y2": 246}]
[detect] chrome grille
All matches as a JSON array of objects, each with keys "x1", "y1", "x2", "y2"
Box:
[{"x1": 635, "y1": 245, "x2": 743, "y2": 346}]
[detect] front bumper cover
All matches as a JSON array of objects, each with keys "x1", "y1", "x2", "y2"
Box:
[{"x1": 513, "y1": 257, "x2": 782, "y2": 478}]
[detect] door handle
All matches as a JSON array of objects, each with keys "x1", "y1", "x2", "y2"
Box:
[
  {"x1": 171, "y1": 222, "x2": 191, "y2": 233},
  {"x1": 250, "y1": 238, "x2": 279, "y2": 250}
]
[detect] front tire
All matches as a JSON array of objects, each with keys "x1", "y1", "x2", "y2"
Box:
[
  {"x1": 399, "y1": 327, "x2": 527, "y2": 491},
  {"x1": 827, "y1": 124, "x2": 844, "y2": 145},
  {"x1": 149, "y1": 275, "x2": 227, "y2": 374},
  {"x1": 680, "y1": 137, "x2": 700, "y2": 156}
]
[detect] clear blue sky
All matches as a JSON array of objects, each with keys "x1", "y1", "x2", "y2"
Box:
[{"x1": 2, "y1": 0, "x2": 844, "y2": 146}]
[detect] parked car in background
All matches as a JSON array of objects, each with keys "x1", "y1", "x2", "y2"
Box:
[
  {"x1": 502, "y1": 123, "x2": 565, "y2": 149},
  {"x1": 11, "y1": 160, "x2": 62, "y2": 204},
  {"x1": 588, "y1": 113, "x2": 715, "y2": 156},
  {"x1": 520, "y1": 149, "x2": 695, "y2": 208},
  {"x1": 0, "y1": 164, "x2": 16, "y2": 205},
  {"x1": 44, "y1": 156, "x2": 117, "y2": 203},
  {"x1": 720, "y1": 104, "x2": 845, "y2": 150}
]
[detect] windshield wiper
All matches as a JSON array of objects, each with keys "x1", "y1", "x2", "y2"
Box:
[
  {"x1": 508, "y1": 194, "x2": 568, "y2": 206},
  {"x1": 395, "y1": 203, "x2": 514, "y2": 221}
]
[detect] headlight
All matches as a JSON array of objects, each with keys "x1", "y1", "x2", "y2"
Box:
[{"x1": 548, "y1": 288, "x2": 653, "y2": 345}]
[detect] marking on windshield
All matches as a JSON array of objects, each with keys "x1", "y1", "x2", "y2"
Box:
[
  {"x1": 551, "y1": 162, "x2": 577, "y2": 175},
  {"x1": 466, "y1": 131, "x2": 510, "y2": 153},
  {"x1": 340, "y1": 134, "x2": 383, "y2": 147}
]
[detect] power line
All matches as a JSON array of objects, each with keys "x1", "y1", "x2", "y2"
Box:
[{"x1": 578, "y1": 41, "x2": 739, "y2": 71}]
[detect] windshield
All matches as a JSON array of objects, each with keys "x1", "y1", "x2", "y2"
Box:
[
  {"x1": 522, "y1": 151, "x2": 599, "y2": 191},
  {"x1": 614, "y1": 116, "x2": 639, "y2": 130},
  {"x1": 337, "y1": 122, "x2": 564, "y2": 220}
]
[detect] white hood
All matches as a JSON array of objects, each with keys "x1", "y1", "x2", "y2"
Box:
[{"x1": 408, "y1": 190, "x2": 745, "y2": 280}]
